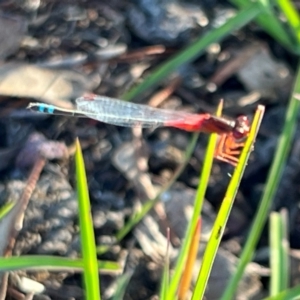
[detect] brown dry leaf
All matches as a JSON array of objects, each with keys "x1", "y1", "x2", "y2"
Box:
[{"x1": 0, "y1": 63, "x2": 91, "y2": 109}]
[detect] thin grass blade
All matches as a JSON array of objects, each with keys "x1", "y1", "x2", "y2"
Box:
[
  {"x1": 270, "y1": 209, "x2": 290, "y2": 295},
  {"x1": 263, "y1": 285, "x2": 300, "y2": 300},
  {"x1": 160, "y1": 228, "x2": 171, "y2": 300},
  {"x1": 280, "y1": 209, "x2": 290, "y2": 290},
  {"x1": 111, "y1": 271, "x2": 133, "y2": 300},
  {"x1": 221, "y1": 64, "x2": 300, "y2": 300},
  {"x1": 0, "y1": 201, "x2": 15, "y2": 219},
  {"x1": 192, "y1": 105, "x2": 265, "y2": 300},
  {"x1": 275, "y1": 0, "x2": 300, "y2": 46},
  {"x1": 0, "y1": 256, "x2": 119, "y2": 272},
  {"x1": 178, "y1": 218, "x2": 201, "y2": 300},
  {"x1": 230, "y1": 0, "x2": 295, "y2": 51},
  {"x1": 166, "y1": 101, "x2": 223, "y2": 300},
  {"x1": 75, "y1": 139, "x2": 101, "y2": 300}
]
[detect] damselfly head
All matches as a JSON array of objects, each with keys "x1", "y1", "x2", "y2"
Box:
[{"x1": 233, "y1": 115, "x2": 250, "y2": 140}]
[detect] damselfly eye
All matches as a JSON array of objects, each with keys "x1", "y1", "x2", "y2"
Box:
[{"x1": 233, "y1": 115, "x2": 250, "y2": 139}]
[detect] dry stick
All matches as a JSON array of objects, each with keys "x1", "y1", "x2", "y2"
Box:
[
  {"x1": 208, "y1": 44, "x2": 260, "y2": 87},
  {"x1": 5, "y1": 156, "x2": 46, "y2": 256},
  {"x1": 148, "y1": 76, "x2": 182, "y2": 107},
  {"x1": 0, "y1": 273, "x2": 9, "y2": 300},
  {"x1": 0, "y1": 156, "x2": 46, "y2": 300},
  {"x1": 116, "y1": 45, "x2": 167, "y2": 62}
]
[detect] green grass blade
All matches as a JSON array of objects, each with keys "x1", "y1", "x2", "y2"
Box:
[
  {"x1": 280, "y1": 209, "x2": 290, "y2": 290},
  {"x1": 166, "y1": 103, "x2": 223, "y2": 300},
  {"x1": 75, "y1": 139, "x2": 101, "y2": 300},
  {"x1": 263, "y1": 285, "x2": 300, "y2": 300},
  {"x1": 0, "y1": 201, "x2": 15, "y2": 219},
  {"x1": 192, "y1": 105, "x2": 265, "y2": 300},
  {"x1": 270, "y1": 212, "x2": 282, "y2": 295},
  {"x1": 178, "y1": 218, "x2": 201, "y2": 300},
  {"x1": 111, "y1": 271, "x2": 133, "y2": 300},
  {"x1": 230, "y1": 0, "x2": 295, "y2": 51},
  {"x1": 270, "y1": 210, "x2": 290, "y2": 295},
  {"x1": 160, "y1": 229, "x2": 171, "y2": 300},
  {"x1": 0, "y1": 256, "x2": 119, "y2": 272},
  {"x1": 122, "y1": 3, "x2": 261, "y2": 101},
  {"x1": 160, "y1": 256, "x2": 169, "y2": 300},
  {"x1": 221, "y1": 64, "x2": 300, "y2": 300},
  {"x1": 275, "y1": 0, "x2": 300, "y2": 46}
]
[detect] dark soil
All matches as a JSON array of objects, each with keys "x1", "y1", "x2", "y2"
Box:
[{"x1": 0, "y1": 0, "x2": 299, "y2": 299}]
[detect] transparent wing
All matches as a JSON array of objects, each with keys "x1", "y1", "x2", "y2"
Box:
[{"x1": 76, "y1": 95, "x2": 194, "y2": 128}]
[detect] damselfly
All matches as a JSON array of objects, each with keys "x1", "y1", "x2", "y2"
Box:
[{"x1": 28, "y1": 94, "x2": 250, "y2": 165}]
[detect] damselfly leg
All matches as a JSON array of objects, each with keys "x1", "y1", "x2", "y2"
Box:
[{"x1": 214, "y1": 115, "x2": 250, "y2": 166}]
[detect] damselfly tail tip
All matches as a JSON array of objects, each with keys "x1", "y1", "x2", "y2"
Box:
[
  {"x1": 27, "y1": 102, "x2": 43, "y2": 112},
  {"x1": 27, "y1": 102, "x2": 36, "y2": 109}
]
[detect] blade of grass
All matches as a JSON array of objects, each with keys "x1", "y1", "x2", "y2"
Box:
[
  {"x1": 230, "y1": 0, "x2": 295, "y2": 51},
  {"x1": 280, "y1": 209, "x2": 290, "y2": 290},
  {"x1": 269, "y1": 212, "x2": 281, "y2": 296},
  {"x1": 160, "y1": 228, "x2": 171, "y2": 300},
  {"x1": 192, "y1": 105, "x2": 265, "y2": 300},
  {"x1": 275, "y1": 0, "x2": 300, "y2": 46},
  {"x1": 178, "y1": 218, "x2": 201, "y2": 300},
  {"x1": 270, "y1": 212, "x2": 282, "y2": 295},
  {"x1": 221, "y1": 64, "x2": 300, "y2": 300},
  {"x1": 0, "y1": 201, "x2": 15, "y2": 219},
  {"x1": 75, "y1": 139, "x2": 101, "y2": 300},
  {"x1": 263, "y1": 285, "x2": 300, "y2": 300},
  {"x1": 160, "y1": 267, "x2": 168, "y2": 300},
  {"x1": 0, "y1": 256, "x2": 119, "y2": 272},
  {"x1": 269, "y1": 210, "x2": 289, "y2": 296},
  {"x1": 166, "y1": 101, "x2": 223, "y2": 300},
  {"x1": 122, "y1": 4, "x2": 262, "y2": 101},
  {"x1": 111, "y1": 271, "x2": 134, "y2": 300}
]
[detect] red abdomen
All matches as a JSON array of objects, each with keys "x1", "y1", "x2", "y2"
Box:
[{"x1": 164, "y1": 114, "x2": 212, "y2": 132}]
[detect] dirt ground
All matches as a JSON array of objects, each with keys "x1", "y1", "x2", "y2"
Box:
[{"x1": 0, "y1": 0, "x2": 300, "y2": 299}]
